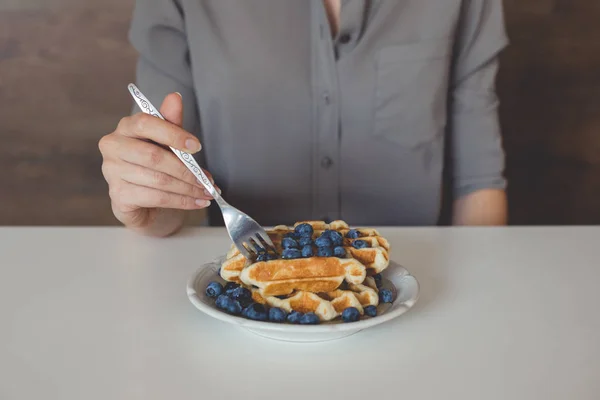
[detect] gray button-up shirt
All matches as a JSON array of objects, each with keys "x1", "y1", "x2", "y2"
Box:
[{"x1": 129, "y1": 0, "x2": 508, "y2": 226}]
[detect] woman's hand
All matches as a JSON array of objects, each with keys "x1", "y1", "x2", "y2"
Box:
[{"x1": 99, "y1": 93, "x2": 216, "y2": 236}]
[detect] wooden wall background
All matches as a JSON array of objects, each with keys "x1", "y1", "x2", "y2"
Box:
[{"x1": 1, "y1": 0, "x2": 599, "y2": 226}]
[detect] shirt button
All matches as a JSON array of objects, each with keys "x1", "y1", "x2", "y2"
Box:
[
  {"x1": 321, "y1": 156, "x2": 333, "y2": 169},
  {"x1": 339, "y1": 33, "x2": 352, "y2": 44},
  {"x1": 322, "y1": 91, "x2": 331, "y2": 105}
]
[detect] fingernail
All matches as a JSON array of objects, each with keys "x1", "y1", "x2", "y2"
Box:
[
  {"x1": 217, "y1": 187, "x2": 222, "y2": 194},
  {"x1": 185, "y1": 139, "x2": 201, "y2": 152},
  {"x1": 175, "y1": 92, "x2": 182, "y2": 98},
  {"x1": 195, "y1": 199, "x2": 210, "y2": 207}
]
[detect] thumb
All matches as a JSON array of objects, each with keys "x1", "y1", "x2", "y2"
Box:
[{"x1": 159, "y1": 92, "x2": 184, "y2": 127}]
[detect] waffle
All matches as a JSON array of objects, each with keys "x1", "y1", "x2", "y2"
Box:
[
  {"x1": 220, "y1": 220, "x2": 390, "y2": 295},
  {"x1": 239, "y1": 256, "x2": 366, "y2": 296},
  {"x1": 251, "y1": 283, "x2": 380, "y2": 321}
]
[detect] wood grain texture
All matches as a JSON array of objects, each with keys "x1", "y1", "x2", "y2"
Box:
[
  {"x1": 0, "y1": 2, "x2": 136, "y2": 225},
  {"x1": 1, "y1": 1, "x2": 599, "y2": 225},
  {"x1": 500, "y1": 0, "x2": 600, "y2": 224}
]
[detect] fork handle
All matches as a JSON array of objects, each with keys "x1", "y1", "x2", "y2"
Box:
[{"x1": 127, "y1": 84, "x2": 221, "y2": 199}]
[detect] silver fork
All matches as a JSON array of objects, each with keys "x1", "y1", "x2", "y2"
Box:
[{"x1": 127, "y1": 83, "x2": 275, "y2": 259}]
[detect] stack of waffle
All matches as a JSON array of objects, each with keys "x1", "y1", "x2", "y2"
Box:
[{"x1": 220, "y1": 220, "x2": 390, "y2": 321}]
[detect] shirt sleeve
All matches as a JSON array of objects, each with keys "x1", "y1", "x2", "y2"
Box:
[
  {"x1": 449, "y1": 0, "x2": 509, "y2": 198},
  {"x1": 128, "y1": 0, "x2": 201, "y2": 137}
]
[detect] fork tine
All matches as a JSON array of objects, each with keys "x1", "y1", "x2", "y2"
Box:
[
  {"x1": 236, "y1": 242, "x2": 253, "y2": 259},
  {"x1": 245, "y1": 241, "x2": 259, "y2": 255},
  {"x1": 247, "y1": 236, "x2": 264, "y2": 254},
  {"x1": 253, "y1": 234, "x2": 269, "y2": 252},
  {"x1": 257, "y1": 231, "x2": 275, "y2": 250},
  {"x1": 251, "y1": 235, "x2": 269, "y2": 254}
]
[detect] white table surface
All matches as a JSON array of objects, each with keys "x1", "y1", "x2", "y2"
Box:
[{"x1": 1, "y1": 226, "x2": 599, "y2": 400}]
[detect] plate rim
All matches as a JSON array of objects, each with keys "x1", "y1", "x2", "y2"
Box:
[{"x1": 186, "y1": 257, "x2": 420, "y2": 333}]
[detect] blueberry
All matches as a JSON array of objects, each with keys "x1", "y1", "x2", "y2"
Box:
[
  {"x1": 283, "y1": 232, "x2": 297, "y2": 239},
  {"x1": 254, "y1": 245, "x2": 266, "y2": 254},
  {"x1": 242, "y1": 303, "x2": 268, "y2": 321},
  {"x1": 205, "y1": 281, "x2": 223, "y2": 298},
  {"x1": 294, "y1": 223, "x2": 314, "y2": 238},
  {"x1": 299, "y1": 312, "x2": 320, "y2": 325},
  {"x1": 379, "y1": 289, "x2": 393, "y2": 303},
  {"x1": 282, "y1": 237, "x2": 299, "y2": 249},
  {"x1": 320, "y1": 229, "x2": 334, "y2": 238},
  {"x1": 315, "y1": 236, "x2": 332, "y2": 248},
  {"x1": 256, "y1": 253, "x2": 268, "y2": 262},
  {"x1": 373, "y1": 273, "x2": 383, "y2": 288},
  {"x1": 241, "y1": 306, "x2": 249, "y2": 318},
  {"x1": 268, "y1": 307, "x2": 288, "y2": 323},
  {"x1": 317, "y1": 246, "x2": 333, "y2": 257},
  {"x1": 301, "y1": 245, "x2": 314, "y2": 258},
  {"x1": 346, "y1": 229, "x2": 362, "y2": 239},
  {"x1": 333, "y1": 246, "x2": 346, "y2": 258},
  {"x1": 364, "y1": 305, "x2": 377, "y2": 317},
  {"x1": 215, "y1": 294, "x2": 229, "y2": 309},
  {"x1": 230, "y1": 286, "x2": 253, "y2": 307},
  {"x1": 287, "y1": 311, "x2": 303, "y2": 324},
  {"x1": 298, "y1": 237, "x2": 313, "y2": 247},
  {"x1": 266, "y1": 253, "x2": 278, "y2": 260},
  {"x1": 328, "y1": 231, "x2": 344, "y2": 246},
  {"x1": 216, "y1": 295, "x2": 241, "y2": 315},
  {"x1": 282, "y1": 248, "x2": 302, "y2": 259},
  {"x1": 227, "y1": 300, "x2": 242, "y2": 315},
  {"x1": 341, "y1": 307, "x2": 360, "y2": 322},
  {"x1": 224, "y1": 282, "x2": 240, "y2": 295},
  {"x1": 352, "y1": 240, "x2": 369, "y2": 249}
]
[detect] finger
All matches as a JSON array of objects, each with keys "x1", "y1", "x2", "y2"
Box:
[
  {"x1": 118, "y1": 112, "x2": 201, "y2": 153},
  {"x1": 160, "y1": 92, "x2": 184, "y2": 127},
  {"x1": 103, "y1": 135, "x2": 200, "y2": 184},
  {"x1": 101, "y1": 135, "x2": 221, "y2": 197},
  {"x1": 118, "y1": 161, "x2": 212, "y2": 201},
  {"x1": 101, "y1": 159, "x2": 119, "y2": 185},
  {"x1": 120, "y1": 182, "x2": 211, "y2": 210}
]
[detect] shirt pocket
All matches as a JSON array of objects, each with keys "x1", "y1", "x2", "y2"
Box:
[{"x1": 372, "y1": 39, "x2": 452, "y2": 148}]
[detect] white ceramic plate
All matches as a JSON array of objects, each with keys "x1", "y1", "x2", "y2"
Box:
[{"x1": 186, "y1": 257, "x2": 420, "y2": 342}]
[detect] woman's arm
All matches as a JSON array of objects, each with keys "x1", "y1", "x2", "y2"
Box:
[
  {"x1": 126, "y1": 0, "x2": 205, "y2": 235},
  {"x1": 449, "y1": 0, "x2": 509, "y2": 226},
  {"x1": 453, "y1": 189, "x2": 507, "y2": 226}
]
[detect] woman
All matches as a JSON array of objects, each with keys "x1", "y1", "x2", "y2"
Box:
[{"x1": 99, "y1": 0, "x2": 508, "y2": 237}]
